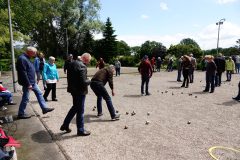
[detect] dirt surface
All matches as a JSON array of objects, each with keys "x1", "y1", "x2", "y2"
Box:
[{"x1": 27, "y1": 68, "x2": 240, "y2": 160}]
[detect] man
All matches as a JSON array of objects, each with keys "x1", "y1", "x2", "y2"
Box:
[
  {"x1": 16, "y1": 47, "x2": 54, "y2": 119},
  {"x1": 177, "y1": 56, "x2": 183, "y2": 82},
  {"x1": 114, "y1": 59, "x2": 121, "y2": 76},
  {"x1": 96, "y1": 57, "x2": 105, "y2": 69},
  {"x1": 90, "y1": 65, "x2": 120, "y2": 121},
  {"x1": 225, "y1": 57, "x2": 235, "y2": 81},
  {"x1": 214, "y1": 53, "x2": 225, "y2": 86},
  {"x1": 156, "y1": 57, "x2": 162, "y2": 72},
  {"x1": 64, "y1": 54, "x2": 73, "y2": 74},
  {"x1": 189, "y1": 53, "x2": 197, "y2": 83},
  {"x1": 138, "y1": 55, "x2": 153, "y2": 96},
  {"x1": 235, "y1": 55, "x2": 240, "y2": 73},
  {"x1": 60, "y1": 53, "x2": 92, "y2": 136}
]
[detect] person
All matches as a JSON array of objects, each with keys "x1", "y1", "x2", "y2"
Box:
[
  {"x1": 235, "y1": 55, "x2": 240, "y2": 73},
  {"x1": 0, "y1": 83, "x2": 16, "y2": 106},
  {"x1": 167, "y1": 57, "x2": 173, "y2": 72},
  {"x1": 90, "y1": 65, "x2": 120, "y2": 120},
  {"x1": 232, "y1": 81, "x2": 240, "y2": 102},
  {"x1": 150, "y1": 57, "x2": 156, "y2": 72},
  {"x1": 214, "y1": 53, "x2": 225, "y2": 87},
  {"x1": 34, "y1": 52, "x2": 46, "y2": 90},
  {"x1": 114, "y1": 59, "x2": 121, "y2": 76},
  {"x1": 177, "y1": 56, "x2": 183, "y2": 82},
  {"x1": 189, "y1": 53, "x2": 197, "y2": 83},
  {"x1": 96, "y1": 57, "x2": 105, "y2": 69},
  {"x1": 16, "y1": 46, "x2": 54, "y2": 119},
  {"x1": 203, "y1": 55, "x2": 217, "y2": 93},
  {"x1": 156, "y1": 57, "x2": 162, "y2": 72},
  {"x1": 138, "y1": 55, "x2": 153, "y2": 95},
  {"x1": 60, "y1": 53, "x2": 92, "y2": 136},
  {"x1": 43, "y1": 56, "x2": 59, "y2": 101},
  {"x1": 181, "y1": 55, "x2": 191, "y2": 88},
  {"x1": 225, "y1": 57, "x2": 235, "y2": 81},
  {"x1": 64, "y1": 54, "x2": 73, "y2": 74}
]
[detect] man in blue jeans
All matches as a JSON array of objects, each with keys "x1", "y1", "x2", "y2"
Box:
[
  {"x1": 16, "y1": 47, "x2": 54, "y2": 119},
  {"x1": 60, "y1": 53, "x2": 92, "y2": 136},
  {"x1": 90, "y1": 65, "x2": 120, "y2": 121}
]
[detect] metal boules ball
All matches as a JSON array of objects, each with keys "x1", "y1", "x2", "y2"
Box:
[
  {"x1": 187, "y1": 121, "x2": 191, "y2": 124},
  {"x1": 145, "y1": 121, "x2": 150, "y2": 125}
]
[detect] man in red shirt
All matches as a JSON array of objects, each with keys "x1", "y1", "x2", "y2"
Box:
[{"x1": 138, "y1": 55, "x2": 153, "y2": 96}]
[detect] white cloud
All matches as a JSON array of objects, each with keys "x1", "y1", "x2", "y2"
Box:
[
  {"x1": 141, "y1": 14, "x2": 149, "y2": 19},
  {"x1": 160, "y1": 2, "x2": 168, "y2": 10},
  {"x1": 217, "y1": 0, "x2": 238, "y2": 4}
]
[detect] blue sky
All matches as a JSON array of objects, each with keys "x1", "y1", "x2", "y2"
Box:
[{"x1": 96, "y1": 0, "x2": 240, "y2": 50}]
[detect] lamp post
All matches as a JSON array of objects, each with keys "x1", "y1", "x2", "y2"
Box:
[
  {"x1": 216, "y1": 18, "x2": 225, "y2": 55},
  {"x1": 64, "y1": 28, "x2": 69, "y2": 57},
  {"x1": 7, "y1": 0, "x2": 17, "y2": 92}
]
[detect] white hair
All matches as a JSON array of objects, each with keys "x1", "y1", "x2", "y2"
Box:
[
  {"x1": 81, "y1": 53, "x2": 91, "y2": 63},
  {"x1": 27, "y1": 46, "x2": 37, "y2": 52},
  {"x1": 49, "y1": 56, "x2": 55, "y2": 61}
]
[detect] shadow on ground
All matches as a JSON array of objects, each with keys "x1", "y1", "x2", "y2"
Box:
[
  {"x1": 31, "y1": 130, "x2": 54, "y2": 143},
  {"x1": 123, "y1": 94, "x2": 142, "y2": 98}
]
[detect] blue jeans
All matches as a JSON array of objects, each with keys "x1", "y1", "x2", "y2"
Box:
[
  {"x1": 0, "y1": 91, "x2": 13, "y2": 104},
  {"x1": 90, "y1": 82, "x2": 116, "y2": 119},
  {"x1": 63, "y1": 94, "x2": 86, "y2": 132},
  {"x1": 18, "y1": 83, "x2": 47, "y2": 116},
  {"x1": 141, "y1": 76, "x2": 150, "y2": 94}
]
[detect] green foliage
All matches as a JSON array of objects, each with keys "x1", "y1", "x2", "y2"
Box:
[
  {"x1": 138, "y1": 41, "x2": 167, "y2": 59},
  {"x1": 0, "y1": 59, "x2": 11, "y2": 71},
  {"x1": 116, "y1": 40, "x2": 131, "y2": 56},
  {"x1": 180, "y1": 38, "x2": 201, "y2": 49}
]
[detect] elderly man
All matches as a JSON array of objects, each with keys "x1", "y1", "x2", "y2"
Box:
[
  {"x1": 60, "y1": 53, "x2": 92, "y2": 136},
  {"x1": 90, "y1": 65, "x2": 120, "y2": 121},
  {"x1": 16, "y1": 47, "x2": 54, "y2": 119}
]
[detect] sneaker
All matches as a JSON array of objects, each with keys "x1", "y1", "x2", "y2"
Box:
[
  {"x1": 42, "y1": 107, "x2": 54, "y2": 114},
  {"x1": 77, "y1": 130, "x2": 91, "y2": 136},
  {"x1": 60, "y1": 125, "x2": 72, "y2": 133},
  {"x1": 18, "y1": 114, "x2": 31, "y2": 119},
  {"x1": 112, "y1": 114, "x2": 120, "y2": 121}
]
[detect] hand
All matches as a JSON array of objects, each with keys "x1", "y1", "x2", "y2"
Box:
[
  {"x1": 28, "y1": 85, "x2": 33, "y2": 90},
  {"x1": 112, "y1": 90, "x2": 115, "y2": 96}
]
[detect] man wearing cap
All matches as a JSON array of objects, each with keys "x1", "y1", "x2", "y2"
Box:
[
  {"x1": 16, "y1": 47, "x2": 54, "y2": 119},
  {"x1": 138, "y1": 55, "x2": 153, "y2": 96}
]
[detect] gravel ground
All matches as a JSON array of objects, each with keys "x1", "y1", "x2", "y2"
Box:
[{"x1": 29, "y1": 68, "x2": 240, "y2": 160}]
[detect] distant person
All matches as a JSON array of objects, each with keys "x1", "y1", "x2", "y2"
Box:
[
  {"x1": 203, "y1": 55, "x2": 217, "y2": 93},
  {"x1": 60, "y1": 53, "x2": 92, "y2": 136},
  {"x1": 181, "y1": 55, "x2": 191, "y2": 88},
  {"x1": 43, "y1": 56, "x2": 59, "y2": 102},
  {"x1": 64, "y1": 54, "x2": 73, "y2": 74},
  {"x1": 96, "y1": 57, "x2": 105, "y2": 69},
  {"x1": 16, "y1": 47, "x2": 54, "y2": 119},
  {"x1": 189, "y1": 53, "x2": 197, "y2": 83},
  {"x1": 225, "y1": 57, "x2": 235, "y2": 81},
  {"x1": 34, "y1": 52, "x2": 46, "y2": 90},
  {"x1": 177, "y1": 56, "x2": 183, "y2": 82},
  {"x1": 90, "y1": 65, "x2": 120, "y2": 121},
  {"x1": 150, "y1": 57, "x2": 156, "y2": 72},
  {"x1": 114, "y1": 59, "x2": 121, "y2": 76},
  {"x1": 214, "y1": 53, "x2": 225, "y2": 87},
  {"x1": 166, "y1": 57, "x2": 173, "y2": 72},
  {"x1": 138, "y1": 55, "x2": 153, "y2": 95},
  {"x1": 156, "y1": 57, "x2": 162, "y2": 72},
  {"x1": 235, "y1": 55, "x2": 240, "y2": 73}
]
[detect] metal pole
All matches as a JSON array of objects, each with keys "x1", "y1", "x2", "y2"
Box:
[
  {"x1": 216, "y1": 23, "x2": 221, "y2": 55},
  {"x1": 7, "y1": 0, "x2": 17, "y2": 92},
  {"x1": 65, "y1": 29, "x2": 69, "y2": 57}
]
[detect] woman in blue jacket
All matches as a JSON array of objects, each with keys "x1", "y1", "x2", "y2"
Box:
[{"x1": 43, "y1": 56, "x2": 59, "y2": 101}]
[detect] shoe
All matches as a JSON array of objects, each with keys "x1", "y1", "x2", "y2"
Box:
[
  {"x1": 145, "y1": 93, "x2": 151, "y2": 96},
  {"x1": 42, "y1": 107, "x2": 54, "y2": 114},
  {"x1": 112, "y1": 114, "x2": 120, "y2": 121},
  {"x1": 44, "y1": 97, "x2": 48, "y2": 102},
  {"x1": 232, "y1": 97, "x2": 240, "y2": 101},
  {"x1": 141, "y1": 93, "x2": 145, "y2": 96},
  {"x1": 52, "y1": 99, "x2": 58, "y2": 101},
  {"x1": 177, "y1": 80, "x2": 182, "y2": 82},
  {"x1": 181, "y1": 85, "x2": 184, "y2": 87},
  {"x1": 210, "y1": 91, "x2": 214, "y2": 93},
  {"x1": 8, "y1": 102, "x2": 17, "y2": 105},
  {"x1": 203, "y1": 90, "x2": 208, "y2": 92},
  {"x1": 60, "y1": 125, "x2": 72, "y2": 133},
  {"x1": 185, "y1": 86, "x2": 189, "y2": 88},
  {"x1": 97, "y1": 113, "x2": 103, "y2": 117},
  {"x1": 77, "y1": 130, "x2": 91, "y2": 136},
  {"x1": 18, "y1": 114, "x2": 31, "y2": 119}
]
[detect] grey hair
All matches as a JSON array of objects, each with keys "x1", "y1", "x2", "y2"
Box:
[
  {"x1": 27, "y1": 46, "x2": 37, "y2": 52},
  {"x1": 49, "y1": 56, "x2": 55, "y2": 61}
]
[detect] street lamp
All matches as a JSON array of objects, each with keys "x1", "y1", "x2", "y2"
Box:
[
  {"x1": 64, "y1": 28, "x2": 69, "y2": 57},
  {"x1": 216, "y1": 18, "x2": 225, "y2": 55}
]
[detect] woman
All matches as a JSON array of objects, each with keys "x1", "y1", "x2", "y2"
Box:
[
  {"x1": 43, "y1": 56, "x2": 59, "y2": 101},
  {"x1": 181, "y1": 55, "x2": 191, "y2": 88},
  {"x1": 34, "y1": 52, "x2": 46, "y2": 90}
]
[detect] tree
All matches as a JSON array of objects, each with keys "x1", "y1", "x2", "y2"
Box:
[
  {"x1": 102, "y1": 17, "x2": 117, "y2": 62},
  {"x1": 139, "y1": 41, "x2": 167, "y2": 59},
  {"x1": 116, "y1": 40, "x2": 131, "y2": 56},
  {"x1": 180, "y1": 38, "x2": 201, "y2": 49},
  {"x1": 167, "y1": 44, "x2": 202, "y2": 58}
]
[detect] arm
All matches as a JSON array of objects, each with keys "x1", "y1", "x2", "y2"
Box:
[{"x1": 17, "y1": 58, "x2": 31, "y2": 87}]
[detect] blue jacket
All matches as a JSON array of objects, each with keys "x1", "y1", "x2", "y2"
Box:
[
  {"x1": 43, "y1": 62, "x2": 59, "y2": 81},
  {"x1": 16, "y1": 53, "x2": 36, "y2": 87},
  {"x1": 34, "y1": 57, "x2": 40, "y2": 72}
]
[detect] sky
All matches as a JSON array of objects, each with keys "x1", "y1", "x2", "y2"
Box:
[{"x1": 96, "y1": 0, "x2": 240, "y2": 50}]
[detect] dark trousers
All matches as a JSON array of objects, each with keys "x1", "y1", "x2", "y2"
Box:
[
  {"x1": 226, "y1": 70, "x2": 232, "y2": 81},
  {"x1": 115, "y1": 68, "x2": 120, "y2": 76},
  {"x1": 63, "y1": 94, "x2": 86, "y2": 132},
  {"x1": 182, "y1": 69, "x2": 189, "y2": 87},
  {"x1": 90, "y1": 82, "x2": 116, "y2": 118},
  {"x1": 215, "y1": 72, "x2": 222, "y2": 86},
  {"x1": 43, "y1": 83, "x2": 56, "y2": 100},
  {"x1": 189, "y1": 68, "x2": 194, "y2": 83},
  {"x1": 205, "y1": 73, "x2": 215, "y2": 92},
  {"x1": 177, "y1": 69, "x2": 182, "y2": 81},
  {"x1": 141, "y1": 76, "x2": 150, "y2": 94}
]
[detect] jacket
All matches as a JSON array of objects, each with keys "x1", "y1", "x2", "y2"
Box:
[
  {"x1": 214, "y1": 57, "x2": 225, "y2": 72},
  {"x1": 42, "y1": 63, "x2": 59, "y2": 81},
  {"x1": 67, "y1": 60, "x2": 90, "y2": 95},
  {"x1": 138, "y1": 60, "x2": 153, "y2": 78},
  {"x1": 91, "y1": 67, "x2": 114, "y2": 89},
  {"x1": 225, "y1": 59, "x2": 235, "y2": 71},
  {"x1": 16, "y1": 53, "x2": 36, "y2": 87}
]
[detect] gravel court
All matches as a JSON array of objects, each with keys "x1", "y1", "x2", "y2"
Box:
[{"x1": 30, "y1": 68, "x2": 240, "y2": 160}]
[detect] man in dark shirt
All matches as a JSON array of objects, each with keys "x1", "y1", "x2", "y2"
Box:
[
  {"x1": 214, "y1": 53, "x2": 225, "y2": 87},
  {"x1": 64, "y1": 54, "x2": 73, "y2": 74},
  {"x1": 203, "y1": 55, "x2": 217, "y2": 93},
  {"x1": 90, "y1": 65, "x2": 120, "y2": 121},
  {"x1": 16, "y1": 47, "x2": 54, "y2": 119},
  {"x1": 60, "y1": 53, "x2": 92, "y2": 136}
]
